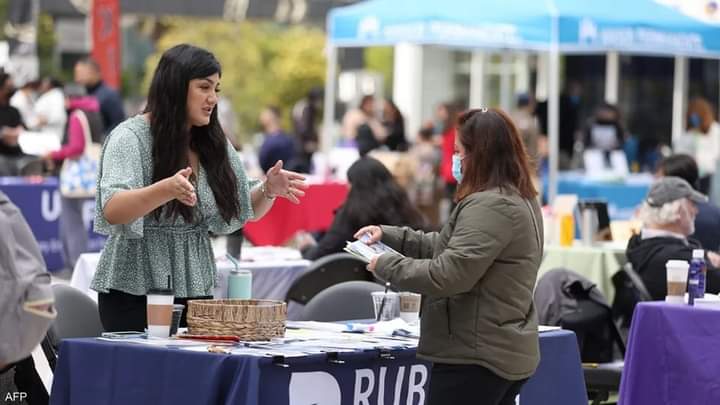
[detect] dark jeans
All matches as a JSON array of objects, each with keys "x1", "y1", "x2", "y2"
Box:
[
  {"x1": 428, "y1": 363, "x2": 527, "y2": 405},
  {"x1": 98, "y1": 289, "x2": 211, "y2": 332}
]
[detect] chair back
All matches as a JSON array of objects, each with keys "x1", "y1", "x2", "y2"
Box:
[
  {"x1": 300, "y1": 281, "x2": 385, "y2": 321},
  {"x1": 286, "y1": 253, "x2": 373, "y2": 305},
  {"x1": 49, "y1": 284, "x2": 104, "y2": 343},
  {"x1": 611, "y1": 262, "x2": 652, "y2": 328},
  {"x1": 42, "y1": 284, "x2": 104, "y2": 370}
]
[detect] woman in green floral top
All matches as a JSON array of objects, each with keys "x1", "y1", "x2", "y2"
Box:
[{"x1": 91, "y1": 44, "x2": 307, "y2": 332}]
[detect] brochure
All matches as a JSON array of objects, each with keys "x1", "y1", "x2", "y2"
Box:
[{"x1": 343, "y1": 233, "x2": 403, "y2": 263}]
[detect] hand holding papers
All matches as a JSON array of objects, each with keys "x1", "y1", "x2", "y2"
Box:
[{"x1": 344, "y1": 233, "x2": 403, "y2": 263}]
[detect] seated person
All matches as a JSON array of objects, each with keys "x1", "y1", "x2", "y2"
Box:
[
  {"x1": 583, "y1": 102, "x2": 626, "y2": 152},
  {"x1": 626, "y1": 176, "x2": 720, "y2": 300},
  {"x1": 300, "y1": 157, "x2": 425, "y2": 260},
  {"x1": 656, "y1": 154, "x2": 720, "y2": 252}
]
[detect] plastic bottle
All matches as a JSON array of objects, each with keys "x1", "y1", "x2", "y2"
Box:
[
  {"x1": 227, "y1": 269, "x2": 252, "y2": 299},
  {"x1": 692, "y1": 249, "x2": 707, "y2": 299}
]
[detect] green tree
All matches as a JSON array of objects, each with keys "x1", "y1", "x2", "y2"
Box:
[
  {"x1": 36, "y1": 13, "x2": 60, "y2": 79},
  {"x1": 0, "y1": 0, "x2": 7, "y2": 41},
  {"x1": 144, "y1": 19, "x2": 326, "y2": 143},
  {"x1": 365, "y1": 47, "x2": 394, "y2": 97}
]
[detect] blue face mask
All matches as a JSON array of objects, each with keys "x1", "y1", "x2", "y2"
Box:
[
  {"x1": 690, "y1": 113, "x2": 701, "y2": 129},
  {"x1": 452, "y1": 154, "x2": 463, "y2": 183}
]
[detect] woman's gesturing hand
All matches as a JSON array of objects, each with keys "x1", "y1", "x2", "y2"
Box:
[
  {"x1": 166, "y1": 167, "x2": 197, "y2": 206},
  {"x1": 354, "y1": 225, "x2": 383, "y2": 244},
  {"x1": 265, "y1": 160, "x2": 308, "y2": 204}
]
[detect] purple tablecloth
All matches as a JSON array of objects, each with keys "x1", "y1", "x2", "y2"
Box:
[{"x1": 618, "y1": 302, "x2": 720, "y2": 405}]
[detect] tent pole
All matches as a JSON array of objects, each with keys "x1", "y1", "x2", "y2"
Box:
[
  {"x1": 605, "y1": 51, "x2": 619, "y2": 104},
  {"x1": 672, "y1": 56, "x2": 688, "y2": 146},
  {"x1": 500, "y1": 52, "x2": 513, "y2": 112},
  {"x1": 548, "y1": 48, "x2": 560, "y2": 206},
  {"x1": 515, "y1": 52, "x2": 530, "y2": 96},
  {"x1": 545, "y1": 0, "x2": 563, "y2": 207},
  {"x1": 536, "y1": 53, "x2": 549, "y2": 101},
  {"x1": 469, "y1": 50, "x2": 486, "y2": 108},
  {"x1": 393, "y1": 43, "x2": 424, "y2": 143},
  {"x1": 322, "y1": 45, "x2": 337, "y2": 159}
]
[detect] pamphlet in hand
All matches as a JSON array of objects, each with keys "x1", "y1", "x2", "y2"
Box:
[{"x1": 344, "y1": 233, "x2": 403, "y2": 263}]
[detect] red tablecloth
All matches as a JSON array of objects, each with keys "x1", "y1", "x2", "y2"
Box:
[{"x1": 243, "y1": 182, "x2": 348, "y2": 246}]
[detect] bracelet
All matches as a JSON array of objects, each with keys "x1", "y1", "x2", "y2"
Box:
[{"x1": 260, "y1": 181, "x2": 276, "y2": 201}]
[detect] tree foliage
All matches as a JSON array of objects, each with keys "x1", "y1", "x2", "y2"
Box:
[
  {"x1": 365, "y1": 46, "x2": 394, "y2": 97},
  {"x1": 144, "y1": 19, "x2": 326, "y2": 142}
]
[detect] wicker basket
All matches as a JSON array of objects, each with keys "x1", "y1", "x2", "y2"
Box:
[{"x1": 186, "y1": 299, "x2": 286, "y2": 341}]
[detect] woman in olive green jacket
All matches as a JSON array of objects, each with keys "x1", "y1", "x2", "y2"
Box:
[{"x1": 356, "y1": 108, "x2": 543, "y2": 405}]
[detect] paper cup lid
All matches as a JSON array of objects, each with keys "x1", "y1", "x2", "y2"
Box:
[{"x1": 666, "y1": 260, "x2": 689, "y2": 269}]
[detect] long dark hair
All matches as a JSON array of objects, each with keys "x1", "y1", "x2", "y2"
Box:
[
  {"x1": 343, "y1": 157, "x2": 424, "y2": 230},
  {"x1": 144, "y1": 44, "x2": 240, "y2": 223},
  {"x1": 455, "y1": 108, "x2": 537, "y2": 201}
]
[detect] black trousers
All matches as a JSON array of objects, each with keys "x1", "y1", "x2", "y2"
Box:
[
  {"x1": 428, "y1": 363, "x2": 527, "y2": 405},
  {"x1": 98, "y1": 289, "x2": 211, "y2": 332},
  {"x1": 0, "y1": 357, "x2": 49, "y2": 405}
]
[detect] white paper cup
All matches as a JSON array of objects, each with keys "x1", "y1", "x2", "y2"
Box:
[
  {"x1": 147, "y1": 291, "x2": 174, "y2": 337},
  {"x1": 399, "y1": 292, "x2": 421, "y2": 324},
  {"x1": 665, "y1": 260, "x2": 689, "y2": 304}
]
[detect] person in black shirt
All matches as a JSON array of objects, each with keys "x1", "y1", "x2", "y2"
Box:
[
  {"x1": 300, "y1": 157, "x2": 425, "y2": 260},
  {"x1": 382, "y1": 99, "x2": 408, "y2": 151},
  {"x1": 626, "y1": 176, "x2": 720, "y2": 300},
  {"x1": 0, "y1": 71, "x2": 27, "y2": 175},
  {"x1": 656, "y1": 154, "x2": 720, "y2": 251},
  {"x1": 74, "y1": 57, "x2": 125, "y2": 133}
]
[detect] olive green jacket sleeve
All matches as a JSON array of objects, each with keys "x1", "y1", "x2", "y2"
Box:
[
  {"x1": 375, "y1": 196, "x2": 513, "y2": 297},
  {"x1": 379, "y1": 225, "x2": 439, "y2": 260}
]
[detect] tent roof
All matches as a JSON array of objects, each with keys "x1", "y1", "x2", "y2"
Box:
[{"x1": 328, "y1": 0, "x2": 720, "y2": 57}]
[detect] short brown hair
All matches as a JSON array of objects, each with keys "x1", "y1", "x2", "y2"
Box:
[
  {"x1": 455, "y1": 108, "x2": 538, "y2": 201},
  {"x1": 686, "y1": 97, "x2": 715, "y2": 134}
]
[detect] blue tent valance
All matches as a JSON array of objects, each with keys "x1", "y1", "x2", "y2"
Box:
[{"x1": 328, "y1": 0, "x2": 720, "y2": 58}]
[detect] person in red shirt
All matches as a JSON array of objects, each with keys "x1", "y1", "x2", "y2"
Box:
[{"x1": 438, "y1": 102, "x2": 461, "y2": 216}]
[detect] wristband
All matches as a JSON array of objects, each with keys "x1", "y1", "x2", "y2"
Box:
[{"x1": 261, "y1": 181, "x2": 276, "y2": 200}]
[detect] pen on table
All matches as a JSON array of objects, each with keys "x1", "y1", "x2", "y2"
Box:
[{"x1": 376, "y1": 282, "x2": 391, "y2": 322}]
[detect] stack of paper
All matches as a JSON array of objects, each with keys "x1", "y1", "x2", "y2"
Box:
[{"x1": 343, "y1": 234, "x2": 403, "y2": 263}]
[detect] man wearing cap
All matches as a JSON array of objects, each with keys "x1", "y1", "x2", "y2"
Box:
[{"x1": 626, "y1": 176, "x2": 720, "y2": 300}]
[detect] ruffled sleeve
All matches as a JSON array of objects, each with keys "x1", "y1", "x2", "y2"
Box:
[{"x1": 94, "y1": 124, "x2": 146, "y2": 238}]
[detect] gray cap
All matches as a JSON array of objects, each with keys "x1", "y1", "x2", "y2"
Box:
[{"x1": 646, "y1": 176, "x2": 708, "y2": 207}]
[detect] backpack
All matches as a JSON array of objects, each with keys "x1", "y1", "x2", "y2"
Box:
[{"x1": 535, "y1": 268, "x2": 625, "y2": 363}]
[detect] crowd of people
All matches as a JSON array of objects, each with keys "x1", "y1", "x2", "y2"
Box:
[
  {"x1": 0, "y1": 58, "x2": 125, "y2": 177},
  {"x1": 5, "y1": 40, "x2": 720, "y2": 405}
]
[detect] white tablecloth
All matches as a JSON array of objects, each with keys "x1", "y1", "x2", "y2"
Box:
[{"x1": 70, "y1": 247, "x2": 311, "y2": 318}]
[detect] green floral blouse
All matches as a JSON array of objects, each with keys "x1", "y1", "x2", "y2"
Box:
[{"x1": 90, "y1": 115, "x2": 258, "y2": 298}]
